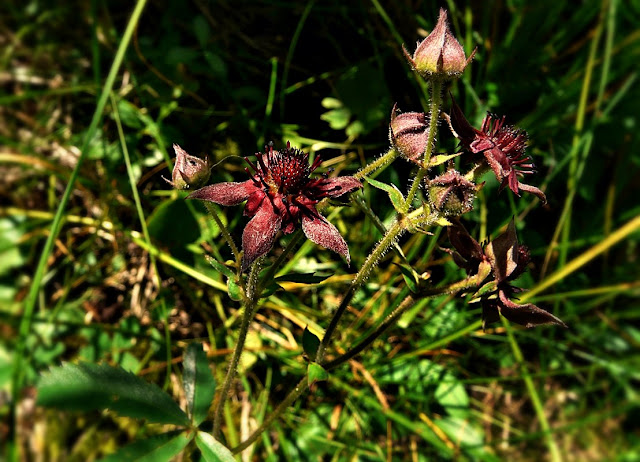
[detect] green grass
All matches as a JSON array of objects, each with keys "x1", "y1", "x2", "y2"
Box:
[{"x1": 1, "y1": 0, "x2": 640, "y2": 460}]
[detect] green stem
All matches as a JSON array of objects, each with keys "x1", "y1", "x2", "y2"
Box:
[
  {"x1": 204, "y1": 203, "x2": 241, "y2": 263},
  {"x1": 325, "y1": 294, "x2": 416, "y2": 370},
  {"x1": 212, "y1": 259, "x2": 261, "y2": 439},
  {"x1": 315, "y1": 218, "x2": 407, "y2": 365},
  {"x1": 404, "y1": 80, "x2": 443, "y2": 209},
  {"x1": 324, "y1": 263, "x2": 491, "y2": 371},
  {"x1": 232, "y1": 376, "x2": 309, "y2": 454},
  {"x1": 354, "y1": 148, "x2": 398, "y2": 180}
]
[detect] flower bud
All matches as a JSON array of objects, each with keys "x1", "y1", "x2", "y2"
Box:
[
  {"x1": 389, "y1": 104, "x2": 430, "y2": 164},
  {"x1": 166, "y1": 144, "x2": 211, "y2": 190},
  {"x1": 428, "y1": 169, "x2": 476, "y2": 216},
  {"x1": 402, "y1": 9, "x2": 475, "y2": 81}
]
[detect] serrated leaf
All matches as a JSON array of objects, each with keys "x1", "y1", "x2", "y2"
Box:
[
  {"x1": 206, "y1": 256, "x2": 234, "y2": 278},
  {"x1": 99, "y1": 431, "x2": 192, "y2": 462},
  {"x1": 428, "y1": 152, "x2": 462, "y2": 167},
  {"x1": 275, "y1": 272, "x2": 332, "y2": 284},
  {"x1": 366, "y1": 177, "x2": 406, "y2": 213},
  {"x1": 307, "y1": 362, "x2": 329, "y2": 384},
  {"x1": 195, "y1": 432, "x2": 235, "y2": 462},
  {"x1": 183, "y1": 343, "x2": 216, "y2": 426},
  {"x1": 302, "y1": 327, "x2": 321, "y2": 360},
  {"x1": 37, "y1": 362, "x2": 190, "y2": 426}
]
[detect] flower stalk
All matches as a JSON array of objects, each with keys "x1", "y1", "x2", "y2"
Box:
[{"x1": 212, "y1": 258, "x2": 262, "y2": 439}]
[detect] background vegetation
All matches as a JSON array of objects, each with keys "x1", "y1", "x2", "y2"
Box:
[{"x1": 1, "y1": 0, "x2": 639, "y2": 460}]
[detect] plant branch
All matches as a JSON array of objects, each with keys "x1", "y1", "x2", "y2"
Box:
[{"x1": 212, "y1": 259, "x2": 262, "y2": 439}]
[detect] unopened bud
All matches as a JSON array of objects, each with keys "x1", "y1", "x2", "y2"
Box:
[
  {"x1": 389, "y1": 104, "x2": 430, "y2": 165},
  {"x1": 166, "y1": 144, "x2": 211, "y2": 190},
  {"x1": 428, "y1": 170, "x2": 476, "y2": 215},
  {"x1": 402, "y1": 9, "x2": 475, "y2": 81}
]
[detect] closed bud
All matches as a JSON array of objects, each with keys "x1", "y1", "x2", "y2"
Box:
[
  {"x1": 428, "y1": 170, "x2": 476, "y2": 216},
  {"x1": 389, "y1": 104, "x2": 430, "y2": 165},
  {"x1": 402, "y1": 9, "x2": 475, "y2": 81},
  {"x1": 166, "y1": 144, "x2": 211, "y2": 190}
]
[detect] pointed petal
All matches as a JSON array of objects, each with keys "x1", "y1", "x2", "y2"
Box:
[
  {"x1": 498, "y1": 290, "x2": 567, "y2": 328},
  {"x1": 517, "y1": 182, "x2": 547, "y2": 204},
  {"x1": 302, "y1": 215, "x2": 350, "y2": 263},
  {"x1": 448, "y1": 95, "x2": 477, "y2": 147},
  {"x1": 316, "y1": 176, "x2": 363, "y2": 198},
  {"x1": 241, "y1": 202, "x2": 282, "y2": 271},
  {"x1": 485, "y1": 220, "x2": 519, "y2": 282},
  {"x1": 187, "y1": 180, "x2": 257, "y2": 206}
]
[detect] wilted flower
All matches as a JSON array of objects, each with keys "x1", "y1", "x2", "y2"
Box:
[
  {"x1": 165, "y1": 144, "x2": 211, "y2": 190},
  {"x1": 188, "y1": 142, "x2": 362, "y2": 270},
  {"x1": 389, "y1": 104, "x2": 430, "y2": 164},
  {"x1": 448, "y1": 97, "x2": 547, "y2": 203},
  {"x1": 402, "y1": 9, "x2": 475, "y2": 80},
  {"x1": 428, "y1": 169, "x2": 477, "y2": 216},
  {"x1": 448, "y1": 220, "x2": 565, "y2": 329}
]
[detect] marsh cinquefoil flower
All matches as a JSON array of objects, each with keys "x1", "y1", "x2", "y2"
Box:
[
  {"x1": 188, "y1": 142, "x2": 362, "y2": 270},
  {"x1": 448, "y1": 220, "x2": 565, "y2": 329},
  {"x1": 448, "y1": 98, "x2": 547, "y2": 203}
]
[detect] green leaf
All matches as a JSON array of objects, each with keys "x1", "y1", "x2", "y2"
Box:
[
  {"x1": 99, "y1": 431, "x2": 193, "y2": 462},
  {"x1": 393, "y1": 263, "x2": 420, "y2": 293},
  {"x1": 434, "y1": 217, "x2": 453, "y2": 227},
  {"x1": 428, "y1": 152, "x2": 462, "y2": 167},
  {"x1": 183, "y1": 343, "x2": 216, "y2": 426},
  {"x1": 366, "y1": 177, "x2": 406, "y2": 213},
  {"x1": 302, "y1": 326, "x2": 321, "y2": 361},
  {"x1": 275, "y1": 272, "x2": 332, "y2": 284},
  {"x1": 227, "y1": 278, "x2": 243, "y2": 301},
  {"x1": 435, "y1": 377, "x2": 470, "y2": 418},
  {"x1": 195, "y1": 431, "x2": 236, "y2": 462},
  {"x1": 307, "y1": 362, "x2": 329, "y2": 384},
  {"x1": 206, "y1": 256, "x2": 235, "y2": 279},
  {"x1": 37, "y1": 362, "x2": 190, "y2": 426},
  {"x1": 320, "y1": 107, "x2": 351, "y2": 130}
]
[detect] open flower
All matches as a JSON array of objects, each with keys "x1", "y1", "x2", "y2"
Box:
[
  {"x1": 448, "y1": 220, "x2": 565, "y2": 329},
  {"x1": 188, "y1": 142, "x2": 362, "y2": 270},
  {"x1": 448, "y1": 97, "x2": 547, "y2": 203},
  {"x1": 402, "y1": 9, "x2": 475, "y2": 80}
]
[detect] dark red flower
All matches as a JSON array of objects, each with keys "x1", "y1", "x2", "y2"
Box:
[
  {"x1": 448, "y1": 97, "x2": 547, "y2": 203},
  {"x1": 188, "y1": 142, "x2": 362, "y2": 270},
  {"x1": 448, "y1": 220, "x2": 565, "y2": 329}
]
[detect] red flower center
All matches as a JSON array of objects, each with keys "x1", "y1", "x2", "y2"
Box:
[{"x1": 250, "y1": 141, "x2": 322, "y2": 195}]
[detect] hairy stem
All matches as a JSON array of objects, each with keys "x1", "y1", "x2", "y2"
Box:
[
  {"x1": 204, "y1": 202, "x2": 241, "y2": 265},
  {"x1": 212, "y1": 259, "x2": 261, "y2": 439},
  {"x1": 404, "y1": 79, "x2": 443, "y2": 209},
  {"x1": 355, "y1": 148, "x2": 398, "y2": 180},
  {"x1": 315, "y1": 218, "x2": 407, "y2": 364}
]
